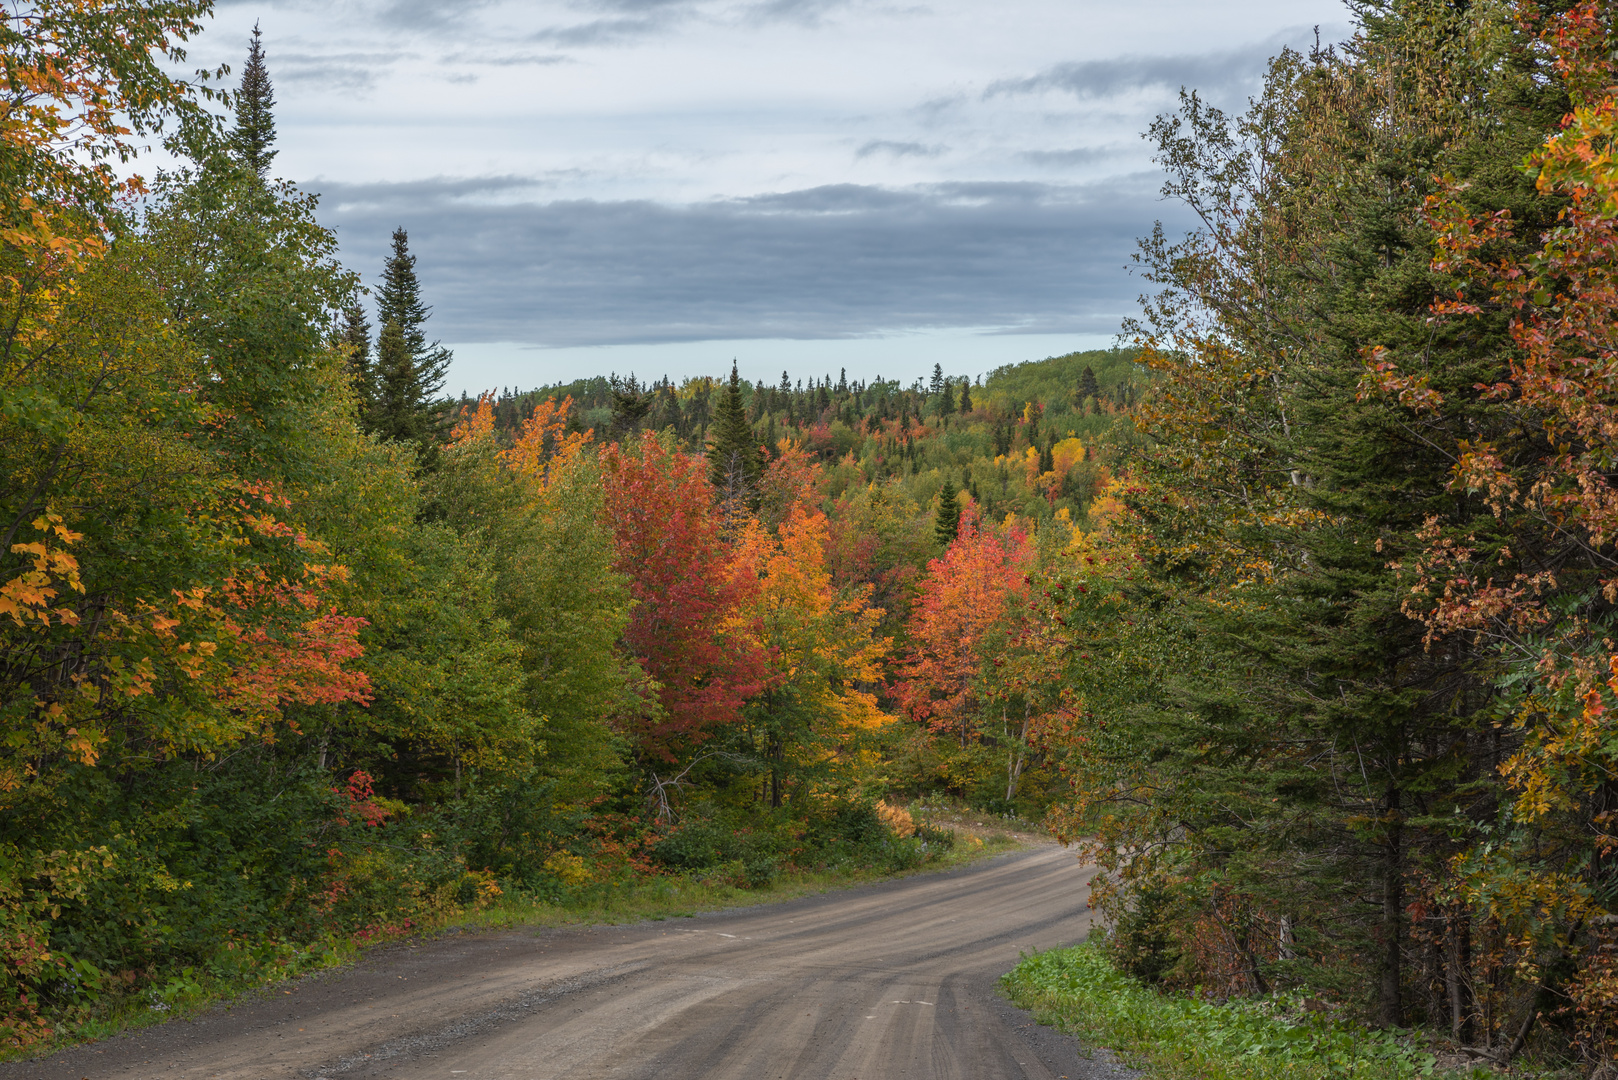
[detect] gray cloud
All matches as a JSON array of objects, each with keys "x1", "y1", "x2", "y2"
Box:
[
  {"x1": 440, "y1": 50, "x2": 571, "y2": 67},
  {"x1": 325, "y1": 174, "x2": 560, "y2": 209},
  {"x1": 1018, "y1": 145, "x2": 1124, "y2": 168},
  {"x1": 529, "y1": 15, "x2": 679, "y2": 47},
  {"x1": 854, "y1": 139, "x2": 947, "y2": 160},
  {"x1": 742, "y1": 0, "x2": 854, "y2": 28},
  {"x1": 271, "y1": 50, "x2": 412, "y2": 91},
  {"x1": 312, "y1": 174, "x2": 1187, "y2": 346},
  {"x1": 528, "y1": 0, "x2": 872, "y2": 50},
  {"x1": 588, "y1": 0, "x2": 697, "y2": 11},
  {"x1": 379, "y1": 0, "x2": 503, "y2": 30},
  {"x1": 985, "y1": 30, "x2": 1309, "y2": 104}
]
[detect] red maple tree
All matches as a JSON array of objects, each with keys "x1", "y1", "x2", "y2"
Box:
[{"x1": 601, "y1": 434, "x2": 767, "y2": 761}]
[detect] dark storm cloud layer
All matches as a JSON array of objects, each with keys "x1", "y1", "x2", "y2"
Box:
[{"x1": 318, "y1": 176, "x2": 1182, "y2": 347}]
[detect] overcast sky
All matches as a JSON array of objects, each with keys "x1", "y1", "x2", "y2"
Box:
[{"x1": 194, "y1": 0, "x2": 1351, "y2": 393}]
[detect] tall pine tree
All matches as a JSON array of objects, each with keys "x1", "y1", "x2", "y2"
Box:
[
  {"x1": 374, "y1": 228, "x2": 452, "y2": 447},
  {"x1": 707, "y1": 362, "x2": 763, "y2": 502},
  {"x1": 230, "y1": 24, "x2": 277, "y2": 177},
  {"x1": 1078, "y1": 364, "x2": 1099, "y2": 403},
  {"x1": 372, "y1": 319, "x2": 431, "y2": 450},
  {"x1": 934, "y1": 480, "x2": 960, "y2": 546},
  {"x1": 336, "y1": 303, "x2": 374, "y2": 422}
]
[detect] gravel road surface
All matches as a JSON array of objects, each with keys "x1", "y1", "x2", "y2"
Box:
[{"x1": 3, "y1": 845, "x2": 1131, "y2": 1080}]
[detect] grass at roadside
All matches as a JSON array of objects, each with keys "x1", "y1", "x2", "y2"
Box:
[
  {"x1": 1002, "y1": 942, "x2": 1511, "y2": 1080},
  {"x1": 3, "y1": 804, "x2": 1025, "y2": 1062}
]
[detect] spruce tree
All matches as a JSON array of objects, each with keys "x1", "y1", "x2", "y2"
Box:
[
  {"x1": 1079, "y1": 364, "x2": 1099, "y2": 403},
  {"x1": 708, "y1": 362, "x2": 763, "y2": 500},
  {"x1": 959, "y1": 379, "x2": 973, "y2": 414},
  {"x1": 939, "y1": 380, "x2": 956, "y2": 420},
  {"x1": 608, "y1": 374, "x2": 651, "y2": 437},
  {"x1": 934, "y1": 480, "x2": 960, "y2": 546},
  {"x1": 336, "y1": 304, "x2": 374, "y2": 423},
  {"x1": 230, "y1": 24, "x2": 277, "y2": 177},
  {"x1": 929, "y1": 363, "x2": 945, "y2": 396},
  {"x1": 377, "y1": 227, "x2": 451, "y2": 400},
  {"x1": 372, "y1": 320, "x2": 427, "y2": 447}
]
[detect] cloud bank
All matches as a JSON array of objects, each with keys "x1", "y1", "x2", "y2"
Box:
[{"x1": 319, "y1": 175, "x2": 1184, "y2": 348}]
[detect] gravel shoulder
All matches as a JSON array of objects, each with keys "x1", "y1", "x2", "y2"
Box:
[{"x1": 2, "y1": 845, "x2": 1134, "y2": 1080}]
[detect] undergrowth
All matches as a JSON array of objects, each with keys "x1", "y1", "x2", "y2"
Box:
[{"x1": 1002, "y1": 942, "x2": 1512, "y2": 1080}]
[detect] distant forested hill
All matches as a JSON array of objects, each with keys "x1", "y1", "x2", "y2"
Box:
[{"x1": 475, "y1": 347, "x2": 1148, "y2": 529}]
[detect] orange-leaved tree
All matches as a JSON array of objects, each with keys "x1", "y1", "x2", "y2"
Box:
[
  {"x1": 736, "y1": 505, "x2": 890, "y2": 805},
  {"x1": 898, "y1": 503, "x2": 1033, "y2": 796}
]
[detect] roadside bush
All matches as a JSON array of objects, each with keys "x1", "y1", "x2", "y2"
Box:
[
  {"x1": 649, "y1": 798, "x2": 941, "y2": 886},
  {"x1": 1108, "y1": 878, "x2": 1184, "y2": 985},
  {"x1": 650, "y1": 805, "x2": 788, "y2": 883}
]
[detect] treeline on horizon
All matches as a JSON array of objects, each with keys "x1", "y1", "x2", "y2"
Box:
[{"x1": 465, "y1": 349, "x2": 1147, "y2": 529}]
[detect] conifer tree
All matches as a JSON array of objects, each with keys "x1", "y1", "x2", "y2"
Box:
[
  {"x1": 929, "y1": 363, "x2": 945, "y2": 396},
  {"x1": 372, "y1": 320, "x2": 427, "y2": 448},
  {"x1": 608, "y1": 374, "x2": 652, "y2": 437},
  {"x1": 959, "y1": 379, "x2": 973, "y2": 414},
  {"x1": 230, "y1": 24, "x2": 277, "y2": 177},
  {"x1": 374, "y1": 228, "x2": 452, "y2": 446},
  {"x1": 708, "y1": 362, "x2": 763, "y2": 501},
  {"x1": 336, "y1": 304, "x2": 374, "y2": 423},
  {"x1": 377, "y1": 227, "x2": 452, "y2": 399},
  {"x1": 1078, "y1": 364, "x2": 1099, "y2": 403},
  {"x1": 939, "y1": 380, "x2": 956, "y2": 421},
  {"x1": 935, "y1": 480, "x2": 960, "y2": 546}
]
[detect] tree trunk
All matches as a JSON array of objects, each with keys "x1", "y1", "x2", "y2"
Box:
[
  {"x1": 1005, "y1": 702, "x2": 1031, "y2": 802},
  {"x1": 1447, "y1": 907, "x2": 1473, "y2": 1042},
  {"x1": 1379, "y1": 780, "x2": 1404, "y2": 1028}
]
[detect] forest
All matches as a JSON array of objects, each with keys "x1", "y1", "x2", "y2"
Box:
[{"x1": 8, "y1": 0, "x2": 1618, "y2": 1073}]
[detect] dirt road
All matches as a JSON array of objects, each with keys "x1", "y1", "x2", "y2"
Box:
[{"x1": 3, "y1": 846, "x2": 1130, "y2": 1080}]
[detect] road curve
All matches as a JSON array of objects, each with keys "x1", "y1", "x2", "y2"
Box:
[{"x1": 3, "y1": 846, "x2": 1132, "y2": 1080}]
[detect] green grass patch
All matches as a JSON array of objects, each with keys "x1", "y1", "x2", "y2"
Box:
[{"x1": 1002, "y1": 942, "x2": 1496, "y2": 1080}]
